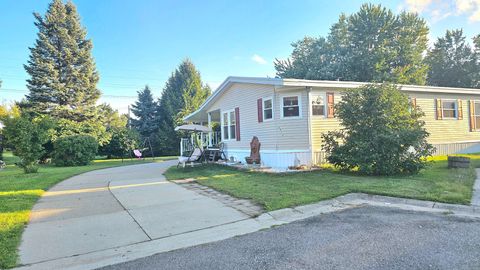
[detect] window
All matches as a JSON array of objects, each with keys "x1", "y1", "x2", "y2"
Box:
[
  {"x1": 263, "y1": 98, "x2": 273, "y2": 120},
  {"x1": 442, "y1": 100, "x2": 457, "y2": 118},
  {"x1": 222, "y1": 110, "x2": 236, "y2": 140},
  {"x1": 229, "y1": 111, "x2": 236, "y2": 140},
  {"x1": 311, "y1": 95, "x2": 325, "y2": 116},
  {"x1": 475, "y1": 101, "x2": 480, "y2": 130},
  {"x1": 222, "y1": 112, "x2": 229, "y2": 140},
  {"x1": 282, "y1": 96, "x2": 300, "y2": 118}
]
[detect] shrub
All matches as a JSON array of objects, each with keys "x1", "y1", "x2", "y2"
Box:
[
  {"x1": 53, "y1": 135, "x2": 98, "y2": 166},
  {"x1": 1, "y1": 115, "x2": 53, "y2": 173},
  {"x1": 322, "y1": 83, "x2": 434, "y2": 175}
]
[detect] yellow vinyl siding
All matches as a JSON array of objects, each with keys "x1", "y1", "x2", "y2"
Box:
[
  {"x1": 414, "y1": 93, "x2": 479, "y2": 144},
  {"x1": 310, "y1": 88, "x2": 480, "y2": 151},
  {"x1": 310, "y1": 89, "x2": 343, "y2": 151},
  {"x1": 208, "y1": 83, "x2": 309, "y2": 151}
]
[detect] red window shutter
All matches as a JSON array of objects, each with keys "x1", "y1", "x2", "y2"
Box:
[
  {"x1": 458, "y1": 99, "x2": 463, "y2": 120},
  {"x1": 470, "y1": 100, "x2": 476, "y2": 131},
  {"x1": 326, "y1": 92, "x2": 334, "y2": 118},
  {"x1": 235, "y1": 107, "x2": 240, "y2": 141},
  {"x1": 257, "y1": 99, "x2": 263, "y2": 123},
  {"x1": 435, "y1": 99, "x2": 443, "y2": 120}
]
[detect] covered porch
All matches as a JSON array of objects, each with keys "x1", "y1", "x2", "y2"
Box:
[{"x1": 179, "y1": 109, "x2": 222, "y2": 157}]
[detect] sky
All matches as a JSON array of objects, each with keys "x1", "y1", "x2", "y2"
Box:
[{"x1": 1, "y1": 0, "x2": 480, "y2": 113}]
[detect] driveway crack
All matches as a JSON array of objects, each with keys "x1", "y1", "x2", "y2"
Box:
[{"x1": 107, "y1": 180, "x2": 152, "y2": 240}]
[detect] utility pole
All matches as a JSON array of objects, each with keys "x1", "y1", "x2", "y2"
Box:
[{"x1": 127, "y1": 105, "x2": 131, "y2": 129}]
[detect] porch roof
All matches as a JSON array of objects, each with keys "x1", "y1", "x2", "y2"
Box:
[{"x1": 184, "y1": 76, "x2": 480, "y2": 122}]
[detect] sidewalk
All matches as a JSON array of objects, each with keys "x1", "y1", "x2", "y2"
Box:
[
  {"x1": 18, "y1": 160, "x2": 248, "y2": 266},
  {"x1": 471, "y1": 169, "x2": 480, "y2": 206}
]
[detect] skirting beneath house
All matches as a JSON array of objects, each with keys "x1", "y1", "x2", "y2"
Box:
[
  {"x1": 224, "y1": 149, "x2": 312, "y2": 169},
  {"x1": 225, "y1": 142, "x2": 480, "y2": 169},
  {"x1": 432, "y1": 141, "x2": 480, "y2": 155}
]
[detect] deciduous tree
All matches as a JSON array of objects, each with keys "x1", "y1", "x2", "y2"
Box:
[{"x1": 275, "y1": 4, "x2": 429, "y2": 85}]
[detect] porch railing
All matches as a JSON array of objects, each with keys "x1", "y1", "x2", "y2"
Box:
[{"x1": 179, "y1": 131, "x2": 222, "y2": 156}]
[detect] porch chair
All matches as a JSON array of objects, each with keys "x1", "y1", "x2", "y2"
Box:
[{"x1": 177, "y1": 147, "x2": 203, "y2": 168}]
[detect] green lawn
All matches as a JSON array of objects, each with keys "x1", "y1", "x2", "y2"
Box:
[
  {"x1": 165, "y1": 155, "x2": 480, "y2": 212},
  {"x1": 0, "y1": 152, "x2": 174, "y2": 269}
]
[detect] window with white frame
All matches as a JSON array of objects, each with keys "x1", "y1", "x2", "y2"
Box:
[
  {"x1": 311, "y1": 95, "x2": 325, "y2": 116},
  {"x1": 282, "y1": 96, "x2": 300, "y2": 118},
  {"x1": 222, "y1": 110, "x2": 236, "y2": 140},
  {"x1": 442, "y1": 100, "x2": 457, "y2": 118},
  {"x1": 263, "y1": 98, "x2": 273, "y2": 120},
  {"x1": 475, "y1": 101, "x2": 480, "y2": 130},
  {"x1": 229, "y1": 111, "x2": 236, "y2": 140},
  {"x1": 222, "y1": 112, "x2": 229, "y2": 140}
]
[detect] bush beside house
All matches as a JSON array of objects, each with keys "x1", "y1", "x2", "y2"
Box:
[{"x1": 322, "y1": 83, "x2": 434, "y2": 175}]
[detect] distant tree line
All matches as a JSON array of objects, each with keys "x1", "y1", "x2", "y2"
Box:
[{"x1": 275, "y1": 4, "x2": 480, "y2": 89}]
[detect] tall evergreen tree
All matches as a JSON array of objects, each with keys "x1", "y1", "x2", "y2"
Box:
[
  {"x1": 426, "y1": 29, "x2": 476, "y2": 88},
  {"x1": 23, "y1": 0, "x2": 100, "y2": 120},
  {"x1": 155, "y1": 59, "x2": 210, "y2": 155},
  {"x1": 275, "y1": 4, "x2": 429, "y2": 85},
  {"x1": 130, "y1": 86, "x2": 157, "y2": 139},
  {"x1": 473, "y1": 35, "x2": 480, "y2": 88}
]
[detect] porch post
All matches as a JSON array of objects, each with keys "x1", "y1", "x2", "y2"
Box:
[{"x1": 207, "y1": 112, "x2": 212, "y2": 147}]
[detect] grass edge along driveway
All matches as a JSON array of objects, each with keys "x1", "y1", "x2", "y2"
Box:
[
  {"x1": 165, "y1": 155, "x2": 480, "y2": 212},
  {"x1": 0, "y1": 153, "x2": 174, "y2": 269}
]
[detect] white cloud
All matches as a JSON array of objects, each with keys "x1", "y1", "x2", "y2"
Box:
[
  {"x1": 471, "y1": 7, "x2": 480, "y2": 21},
  {"x1": 405, "y1": 0, "x2": 433, "y2": 13},
  {"x1": 431, "y1": 8, "x2": 453, "y2": 22},
  {"x1": 251, "y1": 54, "x2": 267, "y2": 65},
  {"x1": 402, "y1": 0, "x2": 480, "y2": 23},
  {"x1": 456, "y1": 0, "x2": 474, "y2": 13},
  {"x1": 456, "y1": 0, "x2": 480, "y2": 22}
]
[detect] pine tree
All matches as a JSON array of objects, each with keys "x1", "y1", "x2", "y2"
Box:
[
  {"x1": 155, "y1": 59, "x2": 210, "y2": 155},
  {"x1": 426, "y1": 29, "x2": 476, "y2": 88},
  {"x1": 130, "y1": 86, "x2": 157, "y2": 139},
  {"x1": 23, "y1": 0, "x2": 100, "y2": 120}
]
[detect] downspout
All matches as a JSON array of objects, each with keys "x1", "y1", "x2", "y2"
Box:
[{"x1": 306, "y1": 86, "x2": 313, "y2": 167}]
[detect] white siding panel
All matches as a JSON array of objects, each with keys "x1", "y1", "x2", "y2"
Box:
[{"x1": 208, "y1": 83, "x2": 310, "y2": 152}]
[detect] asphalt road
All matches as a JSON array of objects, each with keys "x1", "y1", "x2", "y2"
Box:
[{"x1": 99, "y1": 206, "x2": 480, "y2": 270}]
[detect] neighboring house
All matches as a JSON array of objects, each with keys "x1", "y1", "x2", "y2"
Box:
[{"x1": 184, "y1": 77, "x2": 480, "y2": 169}]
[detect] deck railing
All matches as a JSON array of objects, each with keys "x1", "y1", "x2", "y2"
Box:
[{"x1": 179, "y1": 131, "x2": 222, "y2": 156}]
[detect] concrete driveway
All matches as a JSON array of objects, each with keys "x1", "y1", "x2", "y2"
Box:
[
  {"x1": 99, "y1": 206, "x2": 480, "y2": 270},
  {"x1": 19, "y1": 160, "x2": 248, "y2": 265}
]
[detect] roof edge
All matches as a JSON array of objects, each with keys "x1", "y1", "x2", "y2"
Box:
[{"x1": 184, "y1": 77, "x2": 480, "y2": 122}]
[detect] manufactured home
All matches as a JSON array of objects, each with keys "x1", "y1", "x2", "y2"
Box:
[{"x1": 184, "y1": 77, "x2": 480, "y2": 169}]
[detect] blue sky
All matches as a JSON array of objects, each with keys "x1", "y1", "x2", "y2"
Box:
[{"x1": 1, "y1": 0, "x2": 479, "y2": 113}]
